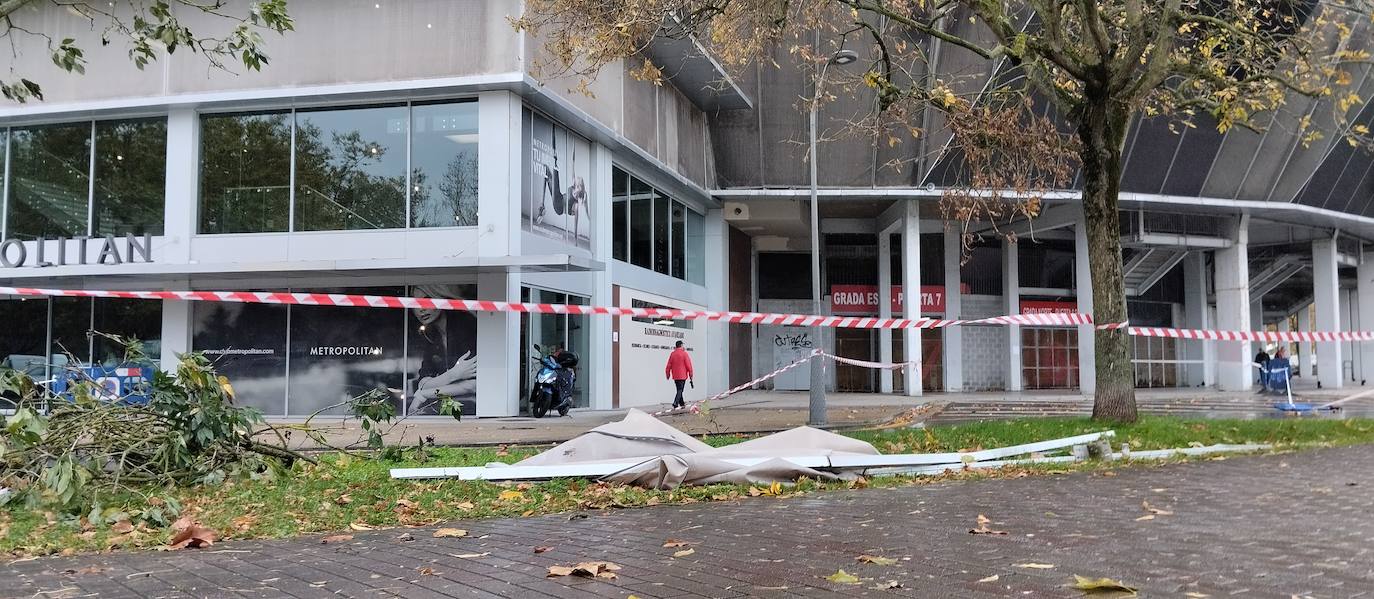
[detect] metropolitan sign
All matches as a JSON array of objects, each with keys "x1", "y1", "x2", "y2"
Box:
[{"x1": 0, "y1": 233, "x2": 153, "y2": 269}]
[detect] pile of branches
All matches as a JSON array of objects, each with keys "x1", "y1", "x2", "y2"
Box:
[{"x1": 0, "y1": 337, "x2": 311, "y2": 511}]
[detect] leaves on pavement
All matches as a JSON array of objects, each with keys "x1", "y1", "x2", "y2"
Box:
[
  {"x1": 320, "y1": 534, "x2": 353, "y2": 544},
  {"x1": 167, "y1": 517, "x2": 216, "y2": 550},
  {"x1": 547, "y1": 561, "x2": 621, "y2": 579},
  {"x1": 857, "y1": 555, "x2": 898, "y2": 566},
  {"x1": 672, "y1": 548, "x2": 696, "y2": 558},
  {"x1": 663, "y1": 538, "x2": 693, "y2": 548},
  {"x1": 1141, "y1": 501, "x2": 1173, "y2": 516},
  {"x1": 1071, "y1": 574, "x2": 1138, "y2": 595},
  {"x1": 825, "y1": 569, "x2": 862, "y2": 584},
  {"x1": 433, "y1": 528, "x2": 468, "y2": 538},
  {"x1": 534, "y1": 545, "x2": 554, "y2": 553},
  {"x1": 1014, "y1": 563, "x2": 1056, "y2": 569},
  {"x1": 978, "y1": 574, "x2": 1000, "y2": 583},
  {"x1": 970, "y1": 514, "x2": 1008, "y2": 535}
]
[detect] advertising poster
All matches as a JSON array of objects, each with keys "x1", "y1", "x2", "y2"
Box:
[
  {"x1": 523, "y1": 110, "x2": 592, "y2": 251},
  {"x1": 405, "y1": 284, "x2": 479, "y2": 416}
]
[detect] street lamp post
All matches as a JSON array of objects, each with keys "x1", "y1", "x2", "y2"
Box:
[{"x1": 808, "y1": 49, "x2": 857, "y2": 427}]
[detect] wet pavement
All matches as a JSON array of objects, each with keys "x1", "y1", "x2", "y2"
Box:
[{"x1": 6, "y1": 444, "x2": 1374, "y2": 598}]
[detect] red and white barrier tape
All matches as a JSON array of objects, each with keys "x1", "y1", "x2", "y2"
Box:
[
  {"x1": 0, "y1": 286, "x2": 1088, "y2": 330},
  {"x1": 2, "y1": 286, "x2": 1371, "y2": 341}
]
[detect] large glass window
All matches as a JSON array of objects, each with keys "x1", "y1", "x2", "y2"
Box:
[
  {"x1": 92, "y1": 298, "x2": 162, "y2": 366},
  {"x1": 93, "y1": 119, "x2": 167, "y2": 236},
  {"x1": 198, "y1": 101, "x2": 480, "y2": 235},
  {"x1": 294, "y1": 106, "x2": 407, "y2": 231},
  {"x1": 6, "y1": 123, "x2": 92, "y2": 239},
  {"x1": 0, "y1": 296, "x2": 162, "y2": 402},
  {"x1": 410, "y1": 102, "x2": 478, "y2": 228},
  {"x1": 192, "y1": 299, "x2": 289, "y2": 415},
  {"x1": 612, "y1": 167, "x2": 705, "y2": 282},
  {"x1": 519, "y1": 288, "x2": 590, "y2": 412},
  {"x1": 199, "y1": 112, "x2": 293, "y2": 234},
  {"x1": 0, "y1": 297, "x2": 50, "y2": 393}
]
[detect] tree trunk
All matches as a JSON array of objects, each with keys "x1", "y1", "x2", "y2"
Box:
[{"x1": 1074, "y1": 89, "x2": 1137, "y2": 423}]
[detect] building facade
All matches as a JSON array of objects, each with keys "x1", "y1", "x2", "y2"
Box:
[{"x1": 3, "y1": 1, "x2": 1374, "y2": 418}]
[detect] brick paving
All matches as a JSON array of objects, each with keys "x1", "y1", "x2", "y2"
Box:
[{"x1": 6, "y1": 445, "x2": 1374, "y2": 598}]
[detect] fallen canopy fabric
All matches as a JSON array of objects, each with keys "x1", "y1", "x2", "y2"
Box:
[{"x1": 511, "y1": 409, "x2": 880, "y2": 489}]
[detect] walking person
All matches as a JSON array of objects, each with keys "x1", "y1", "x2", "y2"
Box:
[
  {"x1": 1254, "y1": 344, "x2": 1275, "y2": 392},
  {"x1": 664, "y1": 340, "x2": 694, "y2": 409}
]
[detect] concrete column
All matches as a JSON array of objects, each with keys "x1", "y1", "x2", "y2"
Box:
[
  {"x1": 1297, "y1": 305, "x2": 1314, "y2": 378},
  {"x1": 1182, "y1": 252, "x2": 1213, "y2": 387},
  {"x1": 1360, "y1": 249, "x2": 1374, "y2": 385},
  {"x1": 163, "y1": 108, "x2": 198, "y2": 264},
  {"x1": 588, "y1": 143, "x2": 615, "y2": 410},
  {"x1": 159, "y1": 299, "x2": 193, "y2": 372},
  {"x1": 1074, "y1": 215, "x2": 1096, "y2": 394},
  {"x1": 477, "y1": 272, "x2": 521, "y2": 417},
  {"x1": 704, "y1": 208, "x2": 729, "y2": 397},
  {"x1": 1003, "y1": 239, "x2": 1022, "y2": 391},
  {"x1": 942, "y1": 227, "x2": 963, "y2": 392},
  {"x1": 878, "y1": 231, "x2": 894, "y2": 393},
  {"x1": 1214, "y1": 216, "x2": 1251, "y2": 390},
  {"x1": 1314, "y1": 238, "x2": 1343, "y2": 388},
  {"x1": 901, "y1": 202, "x2": 922, "y2": 396}
]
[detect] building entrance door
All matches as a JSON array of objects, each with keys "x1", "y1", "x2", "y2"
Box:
[{"x1": 835, "y1": 328, "x2": 875, "y2": 392}]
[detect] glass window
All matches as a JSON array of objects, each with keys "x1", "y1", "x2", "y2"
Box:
[
  {"x1": 50, "y1": 297, "x2": 91, "y2": 365},
  {"x1": 287, "y1": 287, "x2": 405, "y2": 416},
  {"x1": 294, "y1": 106, "x2": 408, "y2": 232},
  {"x1": 0, "y1": 297, "x2": 51, "y2": 387},
  {"x1": 630, "y1": 179, "x2": 653, "y2": 270},
  {"x1": 686, "y1": 209, "x2": 704, "y2": 285},
  {"x1": 192, "y1": 299, "x2": 288, "y2": 415},
  {"x1": 410, "y1": 102, "x2": 478, "y2": 228},
  {"x1": 7, "y1": 123, "x2": 92, "y2": 239},
  {"x1": 653, "y1": 193, "x2": 670, "y2": 274},
  {"x1": 91, "y1": 298, "x2": 162, "y2": 366},
  {"x1": 199, "y1": 112, "x2": 293, "y2": 234},
  {"x1": 612, "y1": 168, "x2": 628, "y2": 262},
  {"x1": 671, "y1": 202, "x2": 686, "y2": 279},
  {"x1": 93, "y1": 119, "x2": 166, "y2": 236},
  {"x1": 405, "y1": 284, "x2": 479, "y2": 416}
]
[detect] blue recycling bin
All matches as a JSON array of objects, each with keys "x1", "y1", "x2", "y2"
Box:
[{"x1": 50, "y1": 364, "x2": 155, "y2": 405}]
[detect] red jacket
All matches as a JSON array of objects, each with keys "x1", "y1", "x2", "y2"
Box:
[{"x1": 665, "y1": 348, "x2": 694, "y2": 381}]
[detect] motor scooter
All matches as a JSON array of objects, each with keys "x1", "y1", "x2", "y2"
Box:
[{"x1": 529, "y1": 344, "x2": 577, "y2": 417}]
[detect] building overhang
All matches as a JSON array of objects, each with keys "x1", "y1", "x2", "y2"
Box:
[
  {"x1": 712, "y1": 188, "x2": 1374, "y2": 244},
  {"x1": 641, "y1": 19, "x2": 753, "y2": 111}
]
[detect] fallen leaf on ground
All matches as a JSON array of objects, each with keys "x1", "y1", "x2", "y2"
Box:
[
  {"x1": 825, "y1": 569, "x2": 862, "y2": 584},
  {"x1": 1134, "y1": 514, "x2": 1155, "y2": 521},
  {"x1": 454, "y1": 552, "x2": 490, "y2": 558},
  {"x1": 662, "y1": 539, "x2": 693, "y2": 548},
  {"x1": 871, "y1": 580, "x2": 903, "y2": 589},
  {"x1": 396, "y1": 532, "x2": 414, "y2": 542},
  {"x1": 320, "y1": 534, "x2": 354, "y2": 544},
  {"x1": 546, "y1": 561, "x2": 621, "y2": 579},
  {"x1": 433, "y1": 528, "x2": 468, "y2": 538},
  {"x1": 334, "y1": 494, "x2": 352, "y2": 506},
  {"x1": 1183, "y1": 593, "x2": 1210, "y2": 598},
  {"x1": 978, "y1": 574, "x2": 1000, "y2": 583},
  {"x1": 1141, "y1": 501, "x2": 1173, "y2": 516},
  {"x1": 456, "y1": 502, "x2": 476, "y2": 511},
  {"x1": 857, "y1": 555, "x2": 898, "y2": 566},
  {"x1": 168, "y1": 522, "x2": 217, "y2": 550},
  {"x1": 496, "y1": 445, "x2": 510, "y2": 456},
  {"x1": 417, "y1": 567, "x2": 436, "y2": 576},
  {"x1": 231, "y1": 515, "x2": 257, "y2": 531},
  {"x1": 1071, "y1": 574, "x2": 1138, "y2": 595},
  {"x1": 672, "y1": 548, "x2": 696, "y2": 558},
  {"x1": 111, "y1": 520, "x2": 134, "y2": 534},
  {"x1": 970, "y1": 514, "x2": 1008, "y2": 535},
  {"x1": 498, "y1": 490, "x2": 525, "y2": 501},
  {"x1": 349, "y1": 522, "x2": 374, "y2": 531},
  {"x1": 1014, "y1": 563, "x2": 1056, "y2": 569},
  {"x1": 534, "y1": 546, "x2": 554, "y2": 553},
  {"x1": 63, "y1": 566, "x2": 107, "y2": 575}
]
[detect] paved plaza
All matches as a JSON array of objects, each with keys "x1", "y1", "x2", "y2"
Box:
[{"x1": 6, "y1": 445, "x2": 1374, "y2": 598}]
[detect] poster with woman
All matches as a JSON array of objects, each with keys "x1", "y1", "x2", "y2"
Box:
[
  {"x1": 522, "y1": 110, "x2": 592, "y2": 251},
  {"x1": 405, "y1": 284, "x2": 479, "y2": 416}
]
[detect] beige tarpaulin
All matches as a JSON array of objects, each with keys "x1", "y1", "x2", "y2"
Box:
[{"x1": 510, "y1": 409, "x2": 880, "y2": 490}]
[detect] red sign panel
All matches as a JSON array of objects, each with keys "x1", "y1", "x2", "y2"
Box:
[
  {"x1": 829, "y1": 284, "x2": 969, "y2": 315},
  {"x1": 1019, "y1": 300, "x2": 1078, "y2": 315}
]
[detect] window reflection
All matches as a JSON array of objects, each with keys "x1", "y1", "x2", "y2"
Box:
[
  {"x1": 199, "y1": 112, "x2": 293, "y2": 234},
  {"x1": 94, "y1": 119, "x2": 167, "y2": 236},
  {"x1": 7, "y1": 123, "x2": 92, "y2": 239},
  {"x1": 193, "y1": 299, "x2": 288, "y2": 415},
  {"x1": 411, "y1": 102, "x2": 478, "y2": 227},
  {"x1": 406, "y1": 284, "x2": 479, "y2": 416},
  {"x1": 286, "y1": 287, "x2": 406, "y2": 416},
  {"x1": 294, "y1": 106, "x2": 407, "y2": 231}
]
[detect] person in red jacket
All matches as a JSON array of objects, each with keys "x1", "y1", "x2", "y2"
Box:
[{"x1": 664, "y1": 340, "x2": 694, "y2": 409}]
